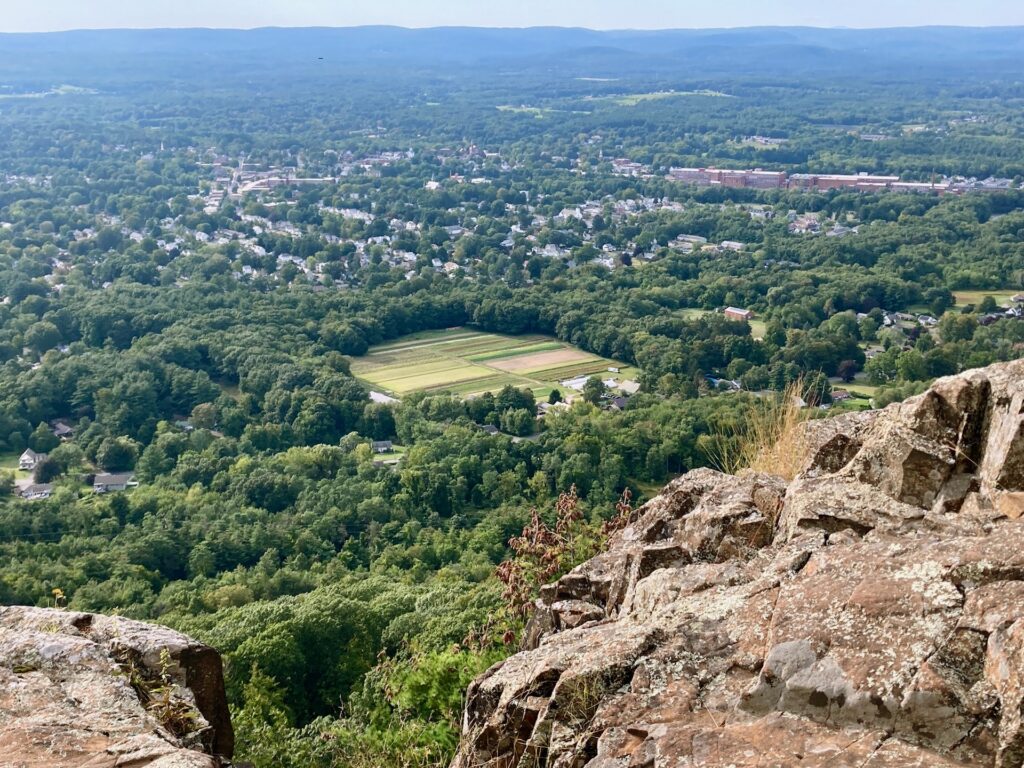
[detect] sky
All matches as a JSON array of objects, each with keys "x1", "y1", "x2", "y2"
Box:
[{"x1": 3, "y1": 0, "x2": 1024, "y2": 33}]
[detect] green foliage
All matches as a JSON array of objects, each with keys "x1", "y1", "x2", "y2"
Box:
[
  {"x1": 582, "y1": 376, "x2": 607, "y2": 405},
  {"x1": 29, "y1": 423, "x2": 59, "y2": 454},
  {"x1": 96, "y1": 437, "x2": 140, "y2": 472}
]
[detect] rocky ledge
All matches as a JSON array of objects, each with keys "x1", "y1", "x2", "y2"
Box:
[
  {"x1": 0, "y1": 606, "x2": 233, "y2": 768},
  {"x1": 452, "y1": 360, "x2": 1024, "y2": 768}
]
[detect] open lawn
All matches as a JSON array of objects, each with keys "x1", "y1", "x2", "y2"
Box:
[
  {"x1": 350, "y1": 328, "x2": 638, "y2": 400},
  {"x1": 676, "y1": 309, "x2": 766, "y2": 340},
  {"x1": 953, "y1": 289, "x2": 1021, "y2": 308},
  {"x1": 843, "y1": 383, "x2": 880, "y2": 398},
  {"x1": 0, "y1": 452, "x2": 31, "y2": 482},
  {"x1": 496, "y1": 105, "x2": 552, "y2": 117},
  {"x1": 590, "y1": 90, "x2": 734, "y2": 106}
]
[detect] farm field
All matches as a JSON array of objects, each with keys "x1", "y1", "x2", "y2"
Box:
[{"x1": 349, "y1": 328, "x2": 640, "y2": 399}]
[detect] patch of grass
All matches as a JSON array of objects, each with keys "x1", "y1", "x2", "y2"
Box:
[
  {"x1": 0, "y1": 452, "x2": 31, "y2": 482},
  {"x1": 466, "y1": 341, "x2": 563, "y2": 362},
  {"x1": 496, "y1": 105, "x2": 550, "y2": 117},
  {"x1": 593, "y1": 90, "x2": 735, "y2": 106},
  {"x1": 436, "y1": 375, "x2": 523, "y2": 396},
  {"x1": 377, "y1": 366, "x2": 492, "y2": 393},
  {"x1": 709, "y1": 380, "x2": 813, "y2": 481},
  {"x1": 838, "y1": 398, "x2": 873, "y2": 412},
  {"x1": 953, "y1": 289, "x2": 1020, "y2": 308},
  {"x1": 844, "y1": 383, "x2": 879, "y2": 397}
]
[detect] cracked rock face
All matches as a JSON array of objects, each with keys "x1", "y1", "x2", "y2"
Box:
[
  {"x1": 0, "y1": 606, "x2": 234, "y2": 768},
  {"x1": 452, "y1": 360, "x2": 1024, "y2": 768}
]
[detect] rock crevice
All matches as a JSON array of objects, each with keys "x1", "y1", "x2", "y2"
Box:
[{"x1": 452, "y1": 360, "x2": 1024, "y2": 768}]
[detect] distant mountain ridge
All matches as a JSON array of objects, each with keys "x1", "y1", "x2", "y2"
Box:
[{"x1": 1, "y1": 26, "x2": 1023, "y2": 85}]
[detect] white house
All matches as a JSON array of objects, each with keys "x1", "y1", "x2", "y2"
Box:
[
  {"x1": 19, "y1": 449, "x2": 46, "y2": 472},
  {"x1": 93, "y1": 473, "x2": 137, "y2": 493}
]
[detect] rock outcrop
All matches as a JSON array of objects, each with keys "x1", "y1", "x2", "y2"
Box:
[
  {"x1": 452, "y1": 360, "x2": 1024, "y2": 768},
  {"x1": 0, "y1": 606, "x2": 234, "y2": 768}
]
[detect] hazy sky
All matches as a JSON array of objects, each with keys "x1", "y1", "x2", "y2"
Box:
[{"x1": 4, "y1": 0, "x2": 1024, "y2": 33}]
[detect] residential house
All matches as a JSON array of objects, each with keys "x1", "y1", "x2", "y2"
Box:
[
  {"x1": 19, "y1": 449, "x2": 46, "y2": 472},
  {"x1": 706, "y1": 376, "x2": 742, "y2": 392},
  {"x1": 371, "y1": 441, "x2": 394, "y2": 454},
  {"x1": 20, "y1": 484, "x2": 54, "y2": 501},
  {"x1": 479, "y1": 425, "x2": 500, "y2": 436},
  {"x1": 789, "y1": 217, "x2": 821, "y2": 235},
  {"x1": 51, "y1": 421, "x2": 74, "y2": 440},
  {"x1": 537, "y1": 401, "x2": 570, "y2": 417},
  {"x1": 724, "y1": 307, "x2": 755, "y2": 322},
  {"x1": 93, "y1": 473, "x2": 137, "y2": 493}
]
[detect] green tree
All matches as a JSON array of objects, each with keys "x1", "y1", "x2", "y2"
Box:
[
  {"x1": 499, "y1": 408, "x2": 534, "y2": 437},
  {"x1": 29, "y1": 422, "x2": 60, "y2": 453},
  {"x1": 979, "y1": 295, "x2": 999, "y2": 313},
  {"x1": 96, "y1": 437, "x2": 140, "y2": 471},
  {"x1": 836, "y1": 359, "x2": 859, "y2": 383},
  {"x1": 33, "y1": 457, "x2": 62, "y2": 483},
  {"x1": 24, "y1": 321, "x2": 62, "y2": 355},
  {"x1": 582, "y1": 377, "x2": 606, "y2": 405},
  {"x1": 896, "y1": 350, "x2": 928, "y2": 382}
]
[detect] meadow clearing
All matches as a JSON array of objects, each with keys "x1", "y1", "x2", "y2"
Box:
[
  {"x1": 952, "y1": 289, "x2": 1022, "y2": 308},
  {"x1": 349, "y1": 328, "x2": 640, "y2": 400}
]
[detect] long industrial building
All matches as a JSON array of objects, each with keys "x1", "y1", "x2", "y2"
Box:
[{"x1": 665, "y1": 167, "x2": 965, "y2": 193}]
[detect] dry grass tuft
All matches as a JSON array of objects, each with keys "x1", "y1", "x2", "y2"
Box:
[{"x1": 709, "y1": 379, "x2": 813, "y2": 481}]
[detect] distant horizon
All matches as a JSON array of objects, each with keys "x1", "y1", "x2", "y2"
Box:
[
  {"x1": 5, "y1": 22, "x2": 1024, "y2": 35},
  {"x1": 3, "y1": 0, "x2": 1024, "y2": 34}
]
